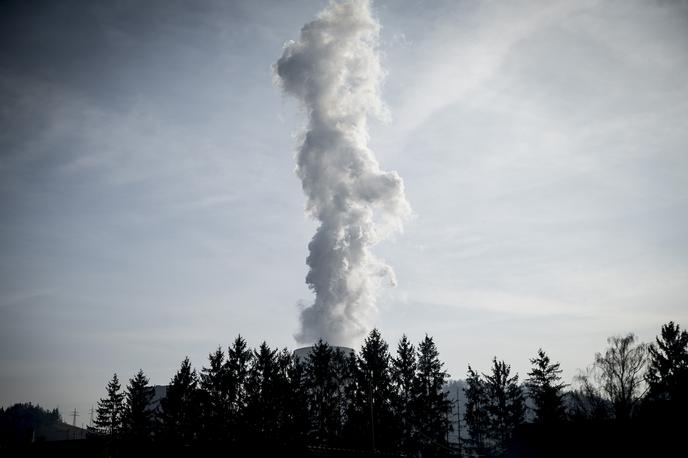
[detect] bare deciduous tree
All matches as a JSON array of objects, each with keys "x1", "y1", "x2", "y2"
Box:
[{"x1": 593, "y1": 333, "x2": 648, "y2": 421}]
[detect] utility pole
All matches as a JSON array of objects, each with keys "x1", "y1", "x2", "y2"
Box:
[
  {"x1": 89, "y1": 405, "x2": 95, "y2": 427},
  {"x1": 71, "y1": 408, "x2": 79, "y2": 427}
]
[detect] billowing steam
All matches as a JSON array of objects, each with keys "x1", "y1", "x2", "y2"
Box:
[{"x1": 274, "y1": 0, "x2": 410, "y2": 346}]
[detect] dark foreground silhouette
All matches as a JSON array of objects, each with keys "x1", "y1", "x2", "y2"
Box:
[{"x1": 2, "y1": 322, "x2": 686, "y2": 457}]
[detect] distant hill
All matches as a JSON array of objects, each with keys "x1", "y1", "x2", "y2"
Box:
[
  {"x1": 35, "y1": 421, "x2": 88, "y2": 442},
  {"x1": 0, "y1": 402, "x2": 75, "y2": 445}
]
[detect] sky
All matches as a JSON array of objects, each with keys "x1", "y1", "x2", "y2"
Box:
[{"x1": 1, "y1": 0, "x2": 687, "y2": 425}]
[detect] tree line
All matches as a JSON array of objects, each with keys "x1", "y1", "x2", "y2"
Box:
[
  {"x1": 460, "y1": 321, "x2": 687, "y2": 456},
  {"x1": 92, "y1": 330, "x2": 451, "y2": 456},
  {"x1": 88, "y1": 321, "x2": 686, "y2": 456},
  {"x1": 0, "y1": 403, "x2": 61, "y2": 446}
]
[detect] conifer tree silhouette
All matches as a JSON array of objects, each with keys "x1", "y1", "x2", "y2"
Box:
[
  {"x1": 391, "y1": 334, "x2": 417, "y2": 451},
  {"x1": 484, "y1": 358, "x2": 524, "y2": 454},
  {"x1": 95, "y1": 373, "x2": 124, "y2": 437},
  {"x1": 526, "y1": 349, "x2": 567, "y2": 424},
  {"x1": 121, "y1": 369, "x2": 155, "y2": 444},
  {"x1": 463, "y1": 365, "x2": 490, "y2": 456},
  {"x1": 354, "y1": 329, "x2": 396, "y2": 451},
  {"x1": 159, "y1": 357, "x2": 200, "y2": 446},
  {"x1": 646, "y1": 321, "x2": 688, "y2": 404},
  {"x1": 303, "y1": 340, "x2": 343, "y2": 445},
  {"x1": 199, "y1": 346, "x2": 228, "y2": 442},
  {"x1": 414, "y1": 334, "x2": 451, "y2": 457}
]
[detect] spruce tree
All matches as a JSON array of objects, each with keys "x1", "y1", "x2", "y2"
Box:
[
  {"x1": 159, "y1": 357, "x2": 200, "y2": 446},
  {"x1": 272, "y1": 348, "x2": 306, "y2": 447},
  {"x1": 414, "y1": 334, "x2": 451, "y2": 457},
  {"x1": 646, "y1": 321, "x2": 688, "y2": 403},
  {"x1": 483, "y1": 358, "x2": 524, "y2": 454},
  {"x1": 245, "y1": 342, "x2": 279, "y2": 443},
  {"x1": 463, "y1": 366, "x2": 489, "y2": 456},
  {"x1": 526, "y1": 349, "x2": 567, "y2": 424},
  {"x1": 644, "y1": 321, "x2": 688, "y2": 431},
  {"x1": 283, "y1": 349, "x2": 309, "y2": 447},
  {"x1": 199, "y1": 346, "x2": 229, "y2": 442},
  {"x1": 226, "y1": 334, "x2": 253, "y2": 443},
  {"x1": 303, "y1": 340, "x2": 342, "y2": 445},
  {"x1": 94, "y1": 373, "x2": 124, "y2": 436},
  {"x1": 342, "y1": 349, "x2": 364, "y2": 446},
  {"x1": 198, "y1": 336, "x2": 253, "y2": 444},
  {"x1": 121, "y1": 369, "x2": 155, "y2": 444},
  {"x1": 391, "y1": 335, "x2": 417, "y2": 451},
  {"x1": 355, "y1": 329, "x2": 396, "y2": 451},
  {"x1": 331, "y1": 346, "x2": 354, "y2": 446}
]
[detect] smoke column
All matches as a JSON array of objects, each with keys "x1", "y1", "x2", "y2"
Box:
[{"x1": 274, "y1": 0, "x2": 410, "y2": 346}]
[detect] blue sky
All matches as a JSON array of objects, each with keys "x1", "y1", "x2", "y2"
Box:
[{"x1": 1, "y1": 0, "x2": 687, "y2": 425}]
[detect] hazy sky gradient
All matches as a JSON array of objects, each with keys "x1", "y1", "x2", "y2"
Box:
[{"x1": 1, "y1": 0, "x2": 687, "y2": 424}]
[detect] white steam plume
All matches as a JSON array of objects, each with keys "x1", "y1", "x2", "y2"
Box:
[{"x1": 274, "y1": 0, "x2": 410, "y2": 346}]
